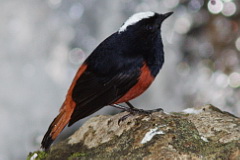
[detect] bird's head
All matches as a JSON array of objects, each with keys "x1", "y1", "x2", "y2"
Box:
[
  {"x1": 118, "y1": 11, "x2": 173, "y2": 36},
  {"x1": 116, "y1": 11, "x2": 173, "y2": 54}
]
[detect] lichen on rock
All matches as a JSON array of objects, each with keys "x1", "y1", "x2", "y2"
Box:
[{"x1": 27, "y1": 104, "x2": 240, "y2": 160}]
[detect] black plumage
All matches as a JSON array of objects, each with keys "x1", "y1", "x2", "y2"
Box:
[{"x1": 41, "y1": 11, "x2": 173, "y2": 150}]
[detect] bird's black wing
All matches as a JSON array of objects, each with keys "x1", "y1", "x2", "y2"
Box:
[{"x1": 68, "y1": 63, "x2": 141, "y2": 126}]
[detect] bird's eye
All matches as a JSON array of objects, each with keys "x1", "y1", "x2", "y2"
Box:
[{"x1": 146, "y1": 25, "x2": 153, "y2": 31}]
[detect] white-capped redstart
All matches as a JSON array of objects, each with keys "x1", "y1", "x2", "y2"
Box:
[{"x1": 41, "y1": 11, "x2": 173, "y2": 150}]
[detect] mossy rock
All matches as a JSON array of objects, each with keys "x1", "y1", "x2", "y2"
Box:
[{"x1": 27, "y1": 105, "x2": 240, "y2": 160}]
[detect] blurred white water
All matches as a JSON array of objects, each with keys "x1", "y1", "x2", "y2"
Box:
[{"x1": 0, "y1": 0, "x2": 239, "y2": 159}]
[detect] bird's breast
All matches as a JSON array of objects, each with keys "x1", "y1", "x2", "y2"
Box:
[{"x1": 114, "y1": 63, "x2": 154, "y2": 103}]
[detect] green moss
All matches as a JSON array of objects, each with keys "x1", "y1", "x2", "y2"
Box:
[
  {"x1": 68, "y1": 152, "x2": 87, "y2": 160},
  {"x1": 167, "y1": 117, "x2": 240, "y2": 159},
  {"x1": 202, "y1": 141, "x2": 240, "y2": 159},
  {"x1": 167, "y1": 117, "x2": 206, "y2": 154},
  {"x1": 26, "y1": 151, "x2": 48, "y2": 160},
  {"x1": 171, "y1": 112, "x2": 189, "y2": 116}
]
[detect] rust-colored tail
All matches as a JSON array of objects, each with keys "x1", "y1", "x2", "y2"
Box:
[
  {"x1": 41, "y1": 64, "x2": 86, "y2": 150},
  {"x1": 41, "y1": 109, "x2": 73, "y2": 150}
]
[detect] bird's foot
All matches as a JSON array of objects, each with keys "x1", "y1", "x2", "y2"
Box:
[
  {"x1": 111, "y1": 103, "x2": 163, "y2": 124},
  {"x1": 117, "y1": 107, "x2": 163, "y2": 124}
]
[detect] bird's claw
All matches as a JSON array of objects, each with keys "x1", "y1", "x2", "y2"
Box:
[
  {"x1": 118, "y1": 107, "x2": 163, "y2": 125},
  {"x1": 118, "y1": 113, "x2": 132, "y2": 125},
  {"x1": 129, "y1": 107, "x2": 163, "y2": 115}
]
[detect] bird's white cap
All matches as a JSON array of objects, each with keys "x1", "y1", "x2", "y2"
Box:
[{"x1": 118, "y1": 11, "x2": 155, "y2": 33}]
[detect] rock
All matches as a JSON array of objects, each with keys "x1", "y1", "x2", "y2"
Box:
[{"x1": 27, "y1": 105, "x2": 240, "y2": 160}]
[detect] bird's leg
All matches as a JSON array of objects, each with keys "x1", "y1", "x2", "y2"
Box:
[
  {"x1": 125, "y1": 101, "x2": 135, "y2": 109},
  {"x1": 110, "y1": 103, "x2": 133, "y2": 112},
  {"x1": 111, "y1": 102, "x2": 163, "y2": 124},
  {"x1": 126, "y1": 101, "x2": 163, "y2": 114}
]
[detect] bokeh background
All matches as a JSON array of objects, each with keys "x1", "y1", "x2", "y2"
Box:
[{"x1": 0, "y1": 0, "x2": 239, "y2": 159}]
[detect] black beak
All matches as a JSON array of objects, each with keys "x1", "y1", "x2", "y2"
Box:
[
  {"x1": 156, "y1": 12, "x2": 173, "y2": 26},
  {"x1": 162, "y1": 12, "x2": 173, "y2": 20}
]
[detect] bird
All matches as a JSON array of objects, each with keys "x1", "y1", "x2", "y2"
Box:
[{"x1": 41, "y1": 11, "x2": 173, "y2": 150}]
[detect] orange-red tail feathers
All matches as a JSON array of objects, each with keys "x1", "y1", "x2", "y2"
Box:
[
  {"x1": 41, "y1": 64, "x2": 87, "y2": 150},
  {"x1": 41, "y1": 108, "x2": 74, "y2": 150}
]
